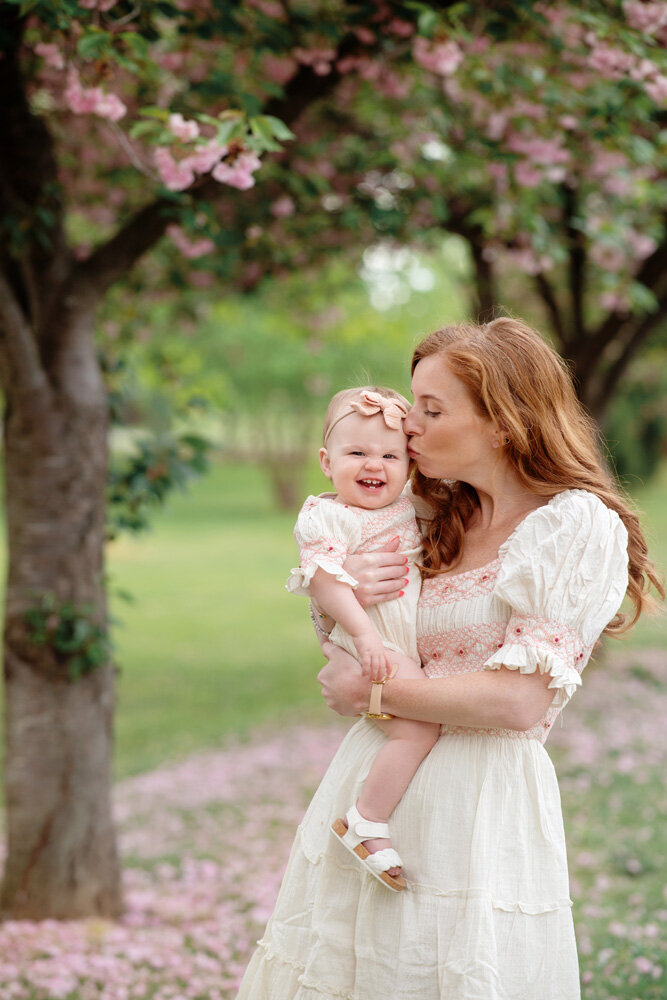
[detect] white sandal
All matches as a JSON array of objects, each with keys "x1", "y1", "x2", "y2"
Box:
[{"x1": 331, "y1": 804, "x2": 406, "y2": 892}]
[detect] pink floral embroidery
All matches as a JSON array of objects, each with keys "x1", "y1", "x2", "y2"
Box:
[
  {"x1": 420, "y1": 622, "x2": 506, "y2": 676},
  {"x1": 501, "y1": 614, "x2": 590, "y2": 674},
  {"x1": 298, "y1": 537, "x2": 348, "y2": 575},
  {"x1": 419, "y1": 559, "x2": 501, "y2": 607}
]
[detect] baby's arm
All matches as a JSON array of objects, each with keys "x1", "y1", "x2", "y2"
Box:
[{"x1": 309, "y1": 568, "x2": 393, "y2": 681}]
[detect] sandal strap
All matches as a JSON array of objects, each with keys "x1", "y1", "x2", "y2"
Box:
[
  {"x1": 345, "y1": 804, "x2": 390, "y2": 842},
  {"x1": 365, "y1": 848, "x2": 404, "y2": 875}
]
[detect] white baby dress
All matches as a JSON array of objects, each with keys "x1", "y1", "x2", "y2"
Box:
[
  {"x1": 286, "y1": 493, "x2": 423, "y2": 662},
  {"x1": 237, "y1": 489, "x2": 629, "y2": 1000}
]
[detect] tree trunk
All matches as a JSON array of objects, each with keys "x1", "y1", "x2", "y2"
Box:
[{"x1": 0, "y1": 316, "x2": 122, "y2": 919}]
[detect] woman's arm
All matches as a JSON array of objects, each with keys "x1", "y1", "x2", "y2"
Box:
[{"x1": 317, "y1": 643, "x2": 556, "y2": 731}]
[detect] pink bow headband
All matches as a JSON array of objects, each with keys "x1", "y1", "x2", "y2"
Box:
[{"x1": 324, "y1": 390, "x2": 409, "y2": 444}]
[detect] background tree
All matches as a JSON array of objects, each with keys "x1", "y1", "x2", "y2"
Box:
[{"x1": 0, "y1": 0, "x2": 664, "y2": 920}]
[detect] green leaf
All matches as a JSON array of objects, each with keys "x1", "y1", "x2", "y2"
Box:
[
  {"x1": 77, "y1": 30, "x2": 112, "y2": 61},
  {"x1": 257, "y1": 115, "x2": 295, "y2": 142}
]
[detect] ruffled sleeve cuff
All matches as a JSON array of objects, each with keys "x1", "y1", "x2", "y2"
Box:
[
  {"x1": 286, "y1": 538, "x2": 359, "y2": 596},
  {"x1": 483, "y1": 614, "x2": 589, "y2": 710}
]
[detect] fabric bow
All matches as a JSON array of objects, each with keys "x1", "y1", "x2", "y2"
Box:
[
  {"x1": 349, "y1": 391, "x2": 408, "y2": 430},
  {"x1": 324, "y1": 390, "x2": 408, "y2": 443}
]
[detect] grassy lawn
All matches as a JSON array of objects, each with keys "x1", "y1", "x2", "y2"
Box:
[
  {"x1": 0, "y1": 458, "x2": 664, "y2": 780},
  {"x1": 108, "y1": 458, "x2": 666, "y2": 777}
]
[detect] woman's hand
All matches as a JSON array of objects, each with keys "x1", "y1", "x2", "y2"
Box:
[
  {"x1": 317, "y1": 642, "x2": 372, "y2": 716},
  {"x1": 343, "y1": 537, "x2": 408, "y2": 608}
]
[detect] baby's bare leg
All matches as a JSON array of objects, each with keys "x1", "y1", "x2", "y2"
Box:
[{"x1": 356, "y1": 661, "x2": 440, "y2": 874}]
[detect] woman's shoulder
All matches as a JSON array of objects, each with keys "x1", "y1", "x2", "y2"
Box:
[{"x1": 499, "y1": 488, "x2": 628, "y2": 560}]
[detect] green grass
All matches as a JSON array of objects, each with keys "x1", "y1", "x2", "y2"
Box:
[
  {"x1": 108, "y1": 461, "x2": 332, "y2": 778},
  {"x1": 0, "y1": 458, "x2": 664, "y2": 781}
]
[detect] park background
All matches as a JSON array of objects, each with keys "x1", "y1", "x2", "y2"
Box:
[{"x1": 1, "y1": 2, "x2": 667, "y2": 999}]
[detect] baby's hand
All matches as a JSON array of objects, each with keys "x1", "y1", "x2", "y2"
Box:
[{"x1": 354, "y1": 632, "x2": 394, "y2": 682}]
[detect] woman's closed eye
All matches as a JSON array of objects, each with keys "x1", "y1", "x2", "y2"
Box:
[{"x1": 424, "y1": 408, "x2": 441, "y2": 418}]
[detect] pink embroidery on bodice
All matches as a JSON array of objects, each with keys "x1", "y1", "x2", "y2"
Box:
[
  {"x1": 297, "y1": 495, "x2": 421, "y2": 578},
  {"x1": 417, "y1": 560, "x2": 565, "y2": 744}
]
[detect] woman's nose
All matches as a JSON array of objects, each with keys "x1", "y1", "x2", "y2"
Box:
[{"x1": 404, "y1": 409, "x2": 420, "y2": 435}]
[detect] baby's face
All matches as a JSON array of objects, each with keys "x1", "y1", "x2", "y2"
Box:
[{"x1": 319, "y1": 411, "x2": 410, "y2": 509}]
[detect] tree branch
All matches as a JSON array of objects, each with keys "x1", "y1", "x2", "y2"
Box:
[
  {"x1": 572, "y1": 226, "x2": 667, "y2": 386},
  {"x1": 534, "y1": 272, "x2": 566, "y2": 350},
  {"x1": 562, "y1": 184, "x2": 586, "y2": 350},
  {"x1": 0, "y1": 268, "x2": 50, "y2": 399},
  {"x1": 589, "y1": 280, "x2": 667, "y2": 418}
]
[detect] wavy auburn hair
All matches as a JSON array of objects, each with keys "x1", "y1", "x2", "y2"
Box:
[{"x1": 411, "y1": 318, "x2": 664, "y2": 634}]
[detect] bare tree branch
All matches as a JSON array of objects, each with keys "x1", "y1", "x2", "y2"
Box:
[
  {"x1": 574, "y1": 221, "x2": 667, "y2": 384},
  {"x1": 0, "y1": 268, "x2": 50, "y2": 399},
  {"x1": 562, "y1": 184, "x2": 586, "y2": 351},
  {"x1": 534, "y1": 272, "x2": 566, "y2": 349}
]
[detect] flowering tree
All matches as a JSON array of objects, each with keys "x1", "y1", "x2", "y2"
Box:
[{"x1": 0, "y1": 0, "x2": 665, "y2": 919}]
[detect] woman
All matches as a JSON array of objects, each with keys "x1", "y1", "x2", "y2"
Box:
[{"x1": 236, "y1": 318, "x2": 662, "y2": 1000}]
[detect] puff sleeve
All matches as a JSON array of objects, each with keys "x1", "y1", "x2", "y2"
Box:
[
  {"x1": 286, "y1": 495, "x2": 362, "y2": 596},
  {"x1": 483, "y1": 490, "x2": 629, "y2": 709}
]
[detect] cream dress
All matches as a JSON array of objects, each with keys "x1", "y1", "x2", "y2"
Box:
[{"x1": 237, "y1": 490, "x2": 629, "y2": 1000}]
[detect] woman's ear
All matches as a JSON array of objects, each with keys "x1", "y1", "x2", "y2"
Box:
[{"x1": 319, "y1": 447, "x2": 332, "y2": 479}]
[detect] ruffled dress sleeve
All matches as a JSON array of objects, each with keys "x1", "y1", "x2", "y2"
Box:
[
  {"x1": 483, "y1": 490, "x2": 629, "y2": 709},
  {"x1": 286, "y1": 495, "x2": 362, "y2": 596}
]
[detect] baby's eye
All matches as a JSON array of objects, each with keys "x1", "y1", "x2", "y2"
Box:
[
  {"x1": 383, "y1": 453, "x2": 398, "y2": 460},
  {"x1": 350, "y1": 450, "x2": 365, "y2": 456}
]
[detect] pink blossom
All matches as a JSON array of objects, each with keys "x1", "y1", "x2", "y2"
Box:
[
  {"x1": 154, "y1": 147, "x2": 195, "y2": 191},
  {"x1": 626, "y1": 231, "x2": 658, "y2": 258},
  {"x1": 212, "y1": 151, "x2": 261, "y2": 190},
  {"x1": 262, "y1": 53, "x2": 297, "y2": 85},
  {"x1": 293, "y1": 47, "x2": 336, "y2": 76},
  {"x1": 247, "y1": 0, "x2": 284, "y2": 16},
  {"x1": 183, "y1": 142, "x2": 228, "y2": 174},
  {"x1": 623, "y1": 1, "x2": 667, "y2": 35},
  {"x1": 590, "y1": 242, "x2": 627, "y2": 271},
  {"x1": 644, "y1": 73, "x2": 667, "y2": 102},
  {"x1": 166, "y1": 224, "x2": 215, "y2": 258},
  {"x1": 413, "y1": 37, "x2": 463, "y2": 77},
  {"x1": 79, "y1": 0, "x2": 117, "y2": 9},
  {"x1": 64, "y1": 69, "x2": 126, "y2": 121},
  {"x1": 587, "y1": 42, "x2": 636, "y2": 80},
  {"x1": 514, "y1": 161, "x2": 543, "y2": 188},
  {"x1": 386, "y1": 19, "x2": 414, "y2": 38},
  {"x1": 485, "y1": 112, "x2": 508, "y2": 141},
  {"x1": 34, "y1": 42, "x2": 64, "y2": 70},
  {"x1": 169, "y1": 113, "x2": 200, "y2": 142},
  {"x1": 270, "y1": 195, "x2": 295, "y2": 218},
  {"x1": 159, "y1": 51, "x2": 186, "y2": 72},
  {"x1": 354, "y1": 26, "x2": 376, "y2": 45},
  {"x1": 507, "y1": 133, "x2": 570, "y2": 165},
  {"x1": 559, "y1": 115, "x2": 578, "y2": 130}
]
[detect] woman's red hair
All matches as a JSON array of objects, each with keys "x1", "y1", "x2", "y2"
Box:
[{"x1": 411, "y1": 318, "x2": 663, "y2": 634}]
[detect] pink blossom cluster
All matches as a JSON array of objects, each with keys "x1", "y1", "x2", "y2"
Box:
[
  {"x1": 413, "y1": 37, "x2": 463, "y2": 77},
  {"x1": 79, "y1": 0, "x2": 117, "y2": 9},
  {"x1": 623, "y1": 0, "x2": 667, "y2": 35},
  {"x1": 586, "y1": 34, "x2": 667, "y2": 103},
  {"x1": 166, "y1": 224, "x2": 215, "y2": 259},
  {"x1": 34, "y1": 41, "x2": 64, "y2": 70},
  {"x1": 169, "y1": 113, "x2": 200, "y2": 142},
  {"x1": 65, "y1": 69, "x2": 127, "y2": 122},
  {"x1": 293, "y1": 47, "x2": 337, "y2": 76},
  {"x1": 154, "y1": 142, "x2": 261, "y2": 192}
]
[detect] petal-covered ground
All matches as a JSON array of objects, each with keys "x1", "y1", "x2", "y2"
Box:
[{"x1": 0, "y1": 649, "x2": 665, "y2": 1000}]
